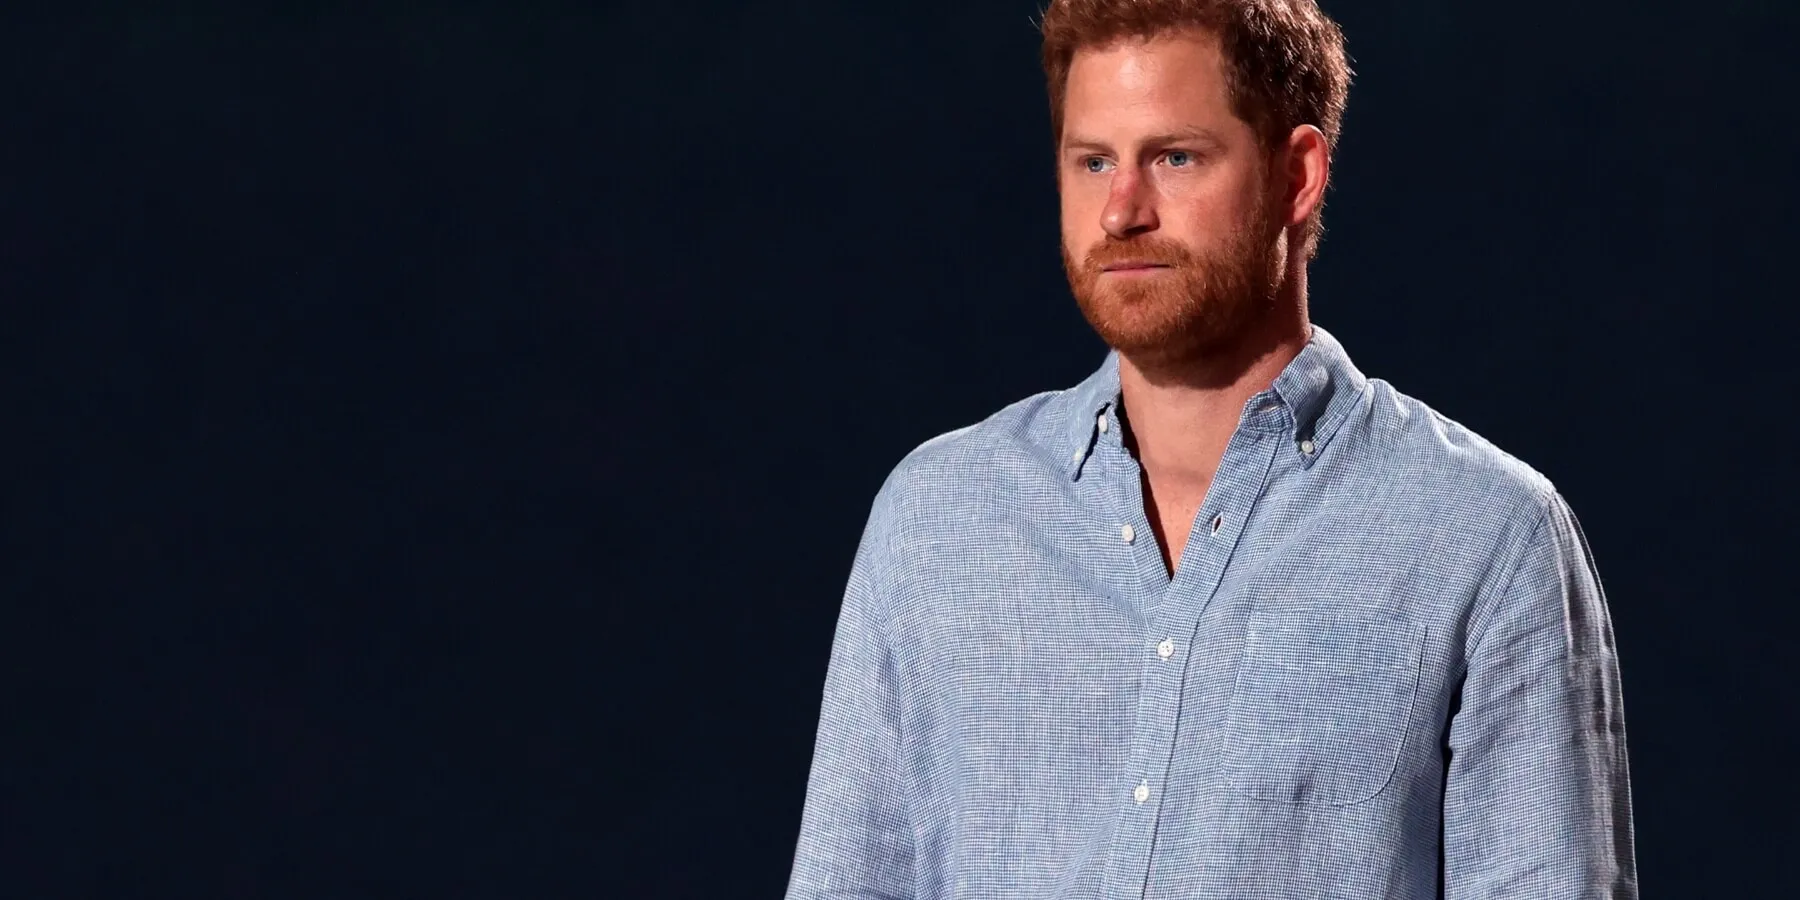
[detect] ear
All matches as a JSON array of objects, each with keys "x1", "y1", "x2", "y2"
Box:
[{"x1": 1277, "y1": 125, "x2": 1330, "y2": 230}]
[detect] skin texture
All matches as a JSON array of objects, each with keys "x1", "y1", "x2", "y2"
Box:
[{"x1": 1056, "y1": 28, "x2": 1331, "y2": 575}]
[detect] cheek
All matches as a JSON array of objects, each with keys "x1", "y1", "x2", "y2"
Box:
[
  {"x1": 1148, "y1": 167, "x2": 1198, "y2": 198},
  {"x1": 1151, "y1": 169, "x2": 1235, "y2": 214},
  {"x1": 1058, "y1": 180, "x2": 1092, "y2": 218},
  {"x1": 1059, "y1": 198, "x2": 1095, "y2": 248},
  {"x1": 1168, "y1": 189, "x2": 1259, "y2": 244}
]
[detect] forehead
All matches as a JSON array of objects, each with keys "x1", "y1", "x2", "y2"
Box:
[{"x1": 1063, "y1": 30, "x2": 1235, "y2": 127}]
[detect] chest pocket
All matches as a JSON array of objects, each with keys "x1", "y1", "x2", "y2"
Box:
[{"x1": 1219, "y1": 604, "x2": 1425, "y2": 807}]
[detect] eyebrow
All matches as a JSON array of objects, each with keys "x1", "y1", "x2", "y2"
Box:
[{"x1": 1061, "y1": 127, "x2": 1227, "y2": 155}]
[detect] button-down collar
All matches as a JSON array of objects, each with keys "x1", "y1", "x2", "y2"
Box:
[{"x1": 1064, "y1": 323, "x2": 1370, "y2": 480}]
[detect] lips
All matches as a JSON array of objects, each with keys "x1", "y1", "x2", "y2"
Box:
[{"x1": 1101, "y1": 262, "x2": 1171, "y2": 271}]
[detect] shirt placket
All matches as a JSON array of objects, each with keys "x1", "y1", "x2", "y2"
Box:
[{"x1": 1097, "y1": 408, "x2": 1284, "y2": 900}]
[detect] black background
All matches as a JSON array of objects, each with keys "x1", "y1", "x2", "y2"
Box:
[{"x1": 11, "y1": 1, "x2": 1797, "y2": 896}]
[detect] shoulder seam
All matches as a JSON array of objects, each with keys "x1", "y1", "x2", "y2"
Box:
[{"x1": 1464, "y1": 486, "x2": 1558, "y2": 662}]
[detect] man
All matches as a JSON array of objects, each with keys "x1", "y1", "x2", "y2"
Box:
[{"x1": 785, "y1": 1, "x2": 1636, "y2": 897}]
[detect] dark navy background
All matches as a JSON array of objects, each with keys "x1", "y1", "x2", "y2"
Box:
[{"x1": 9, "y1": 2, "x2": 1794, "y2": 896}]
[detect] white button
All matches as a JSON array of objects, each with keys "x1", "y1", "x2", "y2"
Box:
[
  {"x1": 1133, "y1": 782, "x2": 1150, "y2": 804},
  {"x1": 1300, "y1": 439, "x2": 1316, "y2": 454},
  {"x1": 1072, "y1": 449, "x2": 1082, "y2": 462},
  {"x1": 1097, "y1": 414, "x2": 1109, "y2": 434},
  {"x1": 1210, "y1": 514, "x2": 1222, "y2": 534},
  {"x1": 1120, "y1": 524, "x2": 1136, "y2": 544},
  {"x1": 1157, "y1": 639, "x2": 1174, "y2": 658}
]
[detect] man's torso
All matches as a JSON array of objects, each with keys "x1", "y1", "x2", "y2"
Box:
[{"x1": 873, "y1": 327, "x2": 1555, "y2": 898}]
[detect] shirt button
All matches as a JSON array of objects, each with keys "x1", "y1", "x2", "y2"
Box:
[
  {"x1": 1133, "y1": 782, "x2": 1150, "y2": 804},
  {"x1": 1072, "y1": 449, "x2": 1082, "y2": 463},
  {"x1": 1157, "y1": 639, "x2": 1175, "y2": 658},
  {"x1": 1300, "y1": 439, "x2": 1316, "y2": 454},
  {"x1": 1097, "y1": 414, "x2": 1109, "y2": 434},
  {"x1": 1119, "y1": 524, "x2": 1136, "y2": 544}
]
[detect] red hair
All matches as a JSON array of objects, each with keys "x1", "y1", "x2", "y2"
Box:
[{"x1": 1039, "y1": 0, "x2": 1352, "y2": 257}]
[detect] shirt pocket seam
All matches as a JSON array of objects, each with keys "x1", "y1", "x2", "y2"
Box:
[{"x1": 1219, "y1": 609, "x2": 1426, "y2": 808}]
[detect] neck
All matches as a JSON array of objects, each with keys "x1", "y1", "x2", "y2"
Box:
[{"x1": 1117, "y1": 279, "x2": 1311, "y2": 485}]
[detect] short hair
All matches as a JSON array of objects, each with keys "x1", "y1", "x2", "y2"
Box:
[{"x1": 1040, "y1": 0, "x2": 1352, "y2": 257}]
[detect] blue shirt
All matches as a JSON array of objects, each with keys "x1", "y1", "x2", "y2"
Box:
[{"x1": 786, "y1": 324, "x2": 1636, "y2": 899}]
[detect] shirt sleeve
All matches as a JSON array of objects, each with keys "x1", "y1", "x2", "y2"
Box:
[
  {"x1": 1442, "y1": 490, "x2": 1638, "y2": 898},
  {"x1": 784, "y1": 483, "x2": 915, "y2": 900}
]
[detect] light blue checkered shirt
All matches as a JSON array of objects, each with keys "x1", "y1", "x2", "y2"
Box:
[{"x1": 786, "y1": 324, "x2": 1635, "y2": 899}]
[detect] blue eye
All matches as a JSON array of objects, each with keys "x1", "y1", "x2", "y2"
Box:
[
  {"x1": 1084, "y1": 157, "x2": 1111, "y2": 174},
  {"x1": 1166, "y1": 151, "x2": 1192, "y2": 167}
]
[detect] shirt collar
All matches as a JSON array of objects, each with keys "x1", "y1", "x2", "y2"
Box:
[{"x1": 1062, "y1": 322, "x2": 1370, "y2": 480}]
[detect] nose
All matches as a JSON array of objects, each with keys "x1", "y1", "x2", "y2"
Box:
[{"x1": 1101, "y1": 169, "x2": 1158, "y2": 239}]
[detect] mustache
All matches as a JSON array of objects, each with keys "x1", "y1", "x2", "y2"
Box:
[{"x1": 1078, "y1": 238, "x2": 1196, "y2": 271}]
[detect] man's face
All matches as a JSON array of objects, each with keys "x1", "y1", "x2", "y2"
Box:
[{"x1": 1058, "y1": 30, "x2": 1284, "y2": 368}]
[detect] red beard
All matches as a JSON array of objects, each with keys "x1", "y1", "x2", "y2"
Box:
[{"x1": 1063, "y1": 201, "x2": 1282, "y2": 370}]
